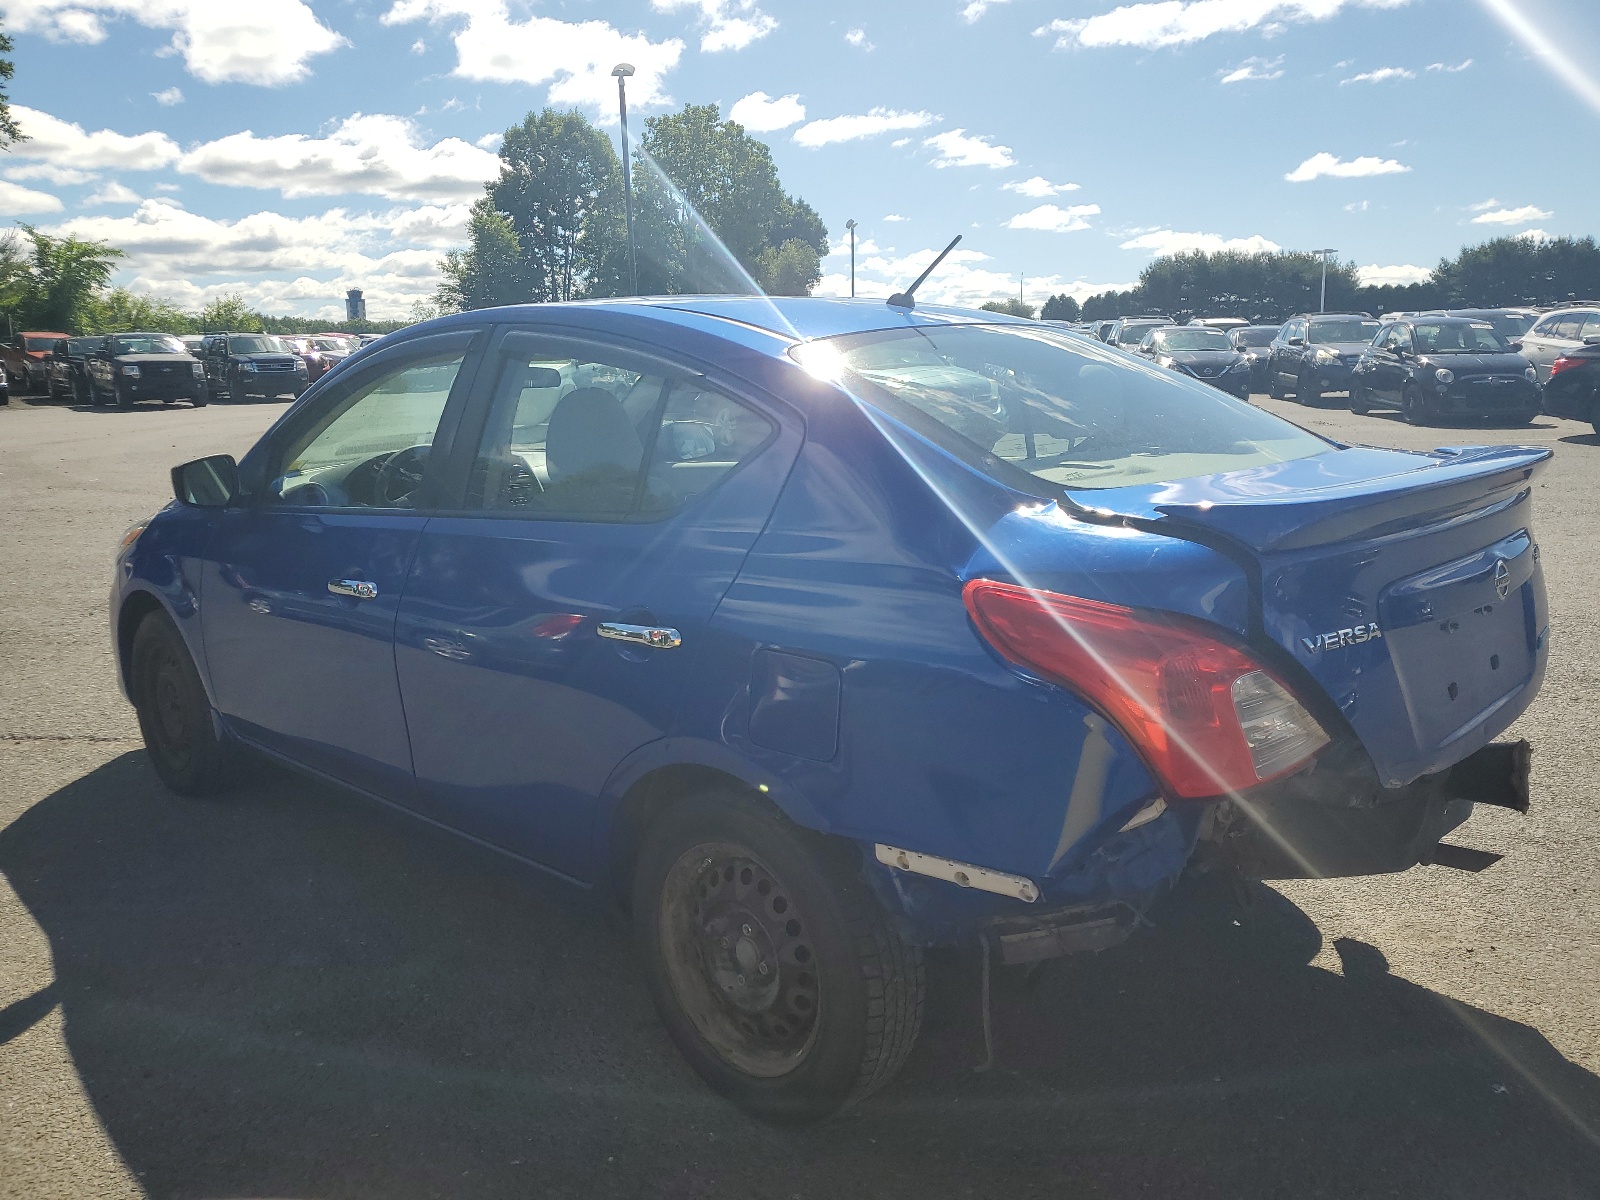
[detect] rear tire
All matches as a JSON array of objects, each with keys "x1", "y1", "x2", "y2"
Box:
[
  {"x1": 1348, "y1": 384, "x2": 1371, "y2": 415},
  {"x1": 130, "y1": 609, "x2": 235, "y2": 797},
  {"x1": 1267, "y1": 369, "x2": 1286, "y2": 400},
  {"x1": 633, "y1": 792, "x2": 924, "y2": 1124},
  {"x1": 191, "y1": 391, "x2": 208, "y2": 409},
  {"x1": 1297, "y1": 370, "x2": 1321, "y2": 407}
]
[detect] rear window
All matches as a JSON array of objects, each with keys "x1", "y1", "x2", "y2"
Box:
[
  {"x1": 806, "y1": 324, "x2": 1328, "y2": 491},
  {"x1": 1307, "y1": 319, "x2": 1380, "y2": 344}
]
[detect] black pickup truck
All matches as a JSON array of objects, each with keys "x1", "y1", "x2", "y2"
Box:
[{"x1": 85, "y1": 332, "x2": 208, "y2": 408}]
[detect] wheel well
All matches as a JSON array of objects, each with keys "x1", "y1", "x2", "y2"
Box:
[
  {"x1": 607, "y1": 764, "x2": 792, "y2": 907},
  {"x1": 116, "y1": 591, "x2": 164, "y2": 693}
]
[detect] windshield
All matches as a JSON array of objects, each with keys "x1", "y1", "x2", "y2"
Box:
[
  {"x1": 111, "y1": 334, "x2": 187, "y2": 355},
  {"x1": 24, "y1": 336, "x2": 64, "y2": 352},
  {"x1": 1482, "y1": 313, "x2": 1535, "y2": 337},
  {"x1": 229, "y1": 335, "x2": 287, "y2": 354},
  {"x1": 1234, "y1": 327, "x2": 1278, "y2": 347},
  {"x1": 310, "y1": 337, "x2": 354, "y2": 351},
  {"x1": 818, "y1": 324, "x2": 1328, "y2": 491},
  {"x1": 1116, "y1": 323, "x2": 1162, "y2": 344},
  {"x1": 1307, "y1": 319, "x2": 1380, "y2": 344},
  {"x1": 1414, "y1": 322, "x2": 1511, "y2": 353},
  {"x1": 1159, "y1": 329, "x2": 1231, "y2": 351}
]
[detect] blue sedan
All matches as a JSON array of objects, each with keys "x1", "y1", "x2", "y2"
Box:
[{"x1": 111, "y1": 297, "x2": 1548, "y2": 1121}]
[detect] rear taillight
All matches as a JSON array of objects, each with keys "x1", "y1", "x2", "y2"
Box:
[
  {"x1": 1550, "y1": 356, "x2": 1582, "y2": 378},
  {"x1": 963, "y1": 580, "x2": 1328, "y2": 799}
]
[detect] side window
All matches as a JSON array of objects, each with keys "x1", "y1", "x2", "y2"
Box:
[
  {"x1": 1548, "y1": 314, "x2": 1584, "y2": 341},
  {"x1": 266, "y1": 350, "x2": 466, "y2": 509},
  {"x1": 466, "y1": 338, "x2": 773, "y2": 520},
  {"x1": 1579, "y1": 313, "x2": 1600, "y2": 341}
]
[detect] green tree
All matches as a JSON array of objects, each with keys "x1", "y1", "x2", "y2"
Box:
[
  {"x1": 435, "y1": 197, "x2": 527, "y2": 311},
  {"x1": 199, "y1": 293, "x2": 265, "y2": 332},
  {"x1": 634, "y1": 103, "x2": 828, "y2": 295},
  {"x1": 756, "y1": 238, "x2": 822, "y2": 297},
  {"x1": 1040, "y1": 293, "x2": 1080, "y2": 321},
  {"x1": 83, "y1": 287, "x2": 194, "y2": 334},
  {"x1": 980, "y1": 298, "x2": 1036, "y2": 318},
  {"x1": 13, "y1": 226, "x2": 123, "y2": 331},
  {"x1": 490, "y1": 108, "x2": 625, "y2": 302},
  {"x1": 1430, "y1": 235, "x2": 1600, "y2": 307},
  {"x1": 0, "y1": 22, "x2": 22, "y2": 149}
]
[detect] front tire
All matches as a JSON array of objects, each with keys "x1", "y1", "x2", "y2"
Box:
[
  {"x1": 1402, "y1": 385, "x2": 1431, "y2": 426},
  {"x1": 230, "y1": 378, "x2": 246, "y2": 404},
  {"x1": 1297, "y1": 370, "x2": 1322, "y2": 407},
  {"x1": 1349, "y1": 384, "x2": 1371, "y2": 414},
  {"x1": 1267, "y1": 368, "x2": 1286, "y2": 400},
  {"x1": 633, "y1": 793, "x2": 924, "y2": 1124},
  {"x1": 130, "y1": 609, "x2": 234, "y2": 796},
  {"x1": 114, "y1": 381, "x2": 134, "y2": 409}
]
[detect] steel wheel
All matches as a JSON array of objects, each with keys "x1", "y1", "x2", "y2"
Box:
[
  {"x1": 659, "y1": 843, "x2": 821, "y2": 1078},
  {"x1": 131, "y1": 610, "x2": 234, "y2": 796},
  {"x1": 634, "y1": 793, "x2": 924, "y2": 1122}
]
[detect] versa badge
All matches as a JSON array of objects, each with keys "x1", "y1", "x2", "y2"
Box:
[{"x1": 1302, "y1": 622, "x2": 1383, "y2": 654}]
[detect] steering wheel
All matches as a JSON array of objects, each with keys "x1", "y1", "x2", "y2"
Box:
[{"x1": 374, "y1": 444, "x2": 430, "y2": 507}]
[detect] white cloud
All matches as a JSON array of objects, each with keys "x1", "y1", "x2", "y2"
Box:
[
  {"x1": 3, "y1": 0, "x2": 347, "y2": 85},
  {"x1": 83, "y1": 181, "x2": 141, "y2": 205},
  {"x1": 151, "y1": 86, "x2": 184, "y2": 105},
  {"x1": 1006, "y1": 203, "x2": 1101, "y2": 232},
  {"x1": 844, "y1": 26, "x2": 873, "y2": 49},
  {"x1": 923, "y1": 128, "x2": 1016, "y2": 169},
  {"x1": 0, "y1": 179, "x2": 64, "y2": 214},
  {"x1": 890, "y1": 137, "x2": 911, "y2": 148},
  {"x1": 1340, "y1": 66, "x2": 1414, "y2": 84},
  {"x1": 411, "y1": 37, "x2": 426, "y2": 52},
  {"x1": 44, "y1": 198, "x2": 462, "y2": 319},
  {"x1": 1471, "y1": 204, "x2": 1552, "y2": 226},
  {"x1": 962, "y1": 0, "x2": 1012, "y2": 20},
  {"x1": 1426, "y1": 58, "x2": 1472, "y2": 71},
  {"x1": 1119, "y1": 229, "x2": 1282, "y2": 254},
  {"x1": 10, "y1": 105, "x2": 180, "y2": 171},
  {"x1": 650, "y1": 0, "x2": 775, "y2": 52},
  {"x1": 1003, "y1": 175, "x2": 1081, "y2": 197},
  {"x1": 4, "y1": 161, "x2": 96, "y2": 185},
  {"x1": 793, "y1": 108, "x2": 938, "y2": 148},
  {"x1": 1038, "y1": 0, "x2": 1411, "y2": 50},
  {"x1": 1220, "y1": 54, "x2": 1284, "y2": 82},
  {"x1": 883, "y1": 213, "x2": 908, "y2": 221},
  {"x1": 1357, "y1": 262, "x2": 1429, "y2": 286},
  {"x1": 1345, "y1": 199, "x2": 1369, "y2": 211},
  {"x1": 383, "y1": 0, "x2": 685, "y2": 115},
  {"x1": 474, "y1": 132, "x2": 502, "y2": 151},
  {"x1": 1467, "y1": 197, "x2": 1500, "y2": 211},
  {"x1": 728, "y1": 90, "x2": 805, "y2": 132},
  {"x1": 1285, "y1": 151, "x2": 1409, "y2": 181},
  {"x1": 176, "y1": 113, "x2": 502, "y2": 202},
  {"x1": 1515, "y1": 228, "x2": 1551, "y2": 242}
]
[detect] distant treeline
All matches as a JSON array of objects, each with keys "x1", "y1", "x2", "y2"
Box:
[{"x1": 1040, "y1": 235, "x2": 1600, "y2": 324}]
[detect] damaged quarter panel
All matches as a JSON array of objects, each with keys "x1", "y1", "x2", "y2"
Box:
[{"x1": 705, "y1": 358, "x2": 1252, "y2": 906}]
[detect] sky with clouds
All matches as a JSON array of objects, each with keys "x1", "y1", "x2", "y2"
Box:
[{"x1": 0, "y1": 0, "x2": 1594, "y2": 319}]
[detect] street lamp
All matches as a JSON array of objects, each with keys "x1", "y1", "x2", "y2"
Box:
[
  {"x1": 612, "y1": 63, "x2": 638, "y2": 295},
  {"x1": 845, "y1": 219, "x2": 857, "y2": 297},
  {"x1": 1311, "y1": 247, "x2": 1336, "y2": 313}
]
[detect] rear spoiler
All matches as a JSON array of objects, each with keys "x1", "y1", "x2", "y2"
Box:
[{"x1": 1151, "y1": 446, "x2": 1552, "y2": 553}]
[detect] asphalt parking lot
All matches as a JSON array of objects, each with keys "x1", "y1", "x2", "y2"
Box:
[{"x1": 2, "y1": 385, "x2": 1598, "y2": 1199}]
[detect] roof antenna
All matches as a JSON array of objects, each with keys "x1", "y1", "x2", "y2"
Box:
[{"x1": 887, "y1": 235, "x2": 962, "y2": 311}]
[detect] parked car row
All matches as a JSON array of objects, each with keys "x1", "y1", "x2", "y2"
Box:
[
  {"x1": 1058, "y1": 304, "x2": 1600, "y2": 430},
  {"x1": 2, "y1": 329, "x2": 380, "y2": 408}
]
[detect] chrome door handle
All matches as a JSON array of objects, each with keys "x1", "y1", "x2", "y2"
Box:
[
  {"x1": 328, "y1": 578, "x2": 379, "y2": 600},
  {"x1": 597, "y1": 622, "x2": 681, "y2": 649}
]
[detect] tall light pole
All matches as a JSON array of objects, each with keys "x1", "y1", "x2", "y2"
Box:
[
  {"x1": 1312, "y1": 247, "x2": 1336, "y2": 313},
  {"x1": 845, "y1": 219, "x2": 857, "y2": 297},
  {"x1": 612, "y1": 63, "x2": 638, "y2": 295}
]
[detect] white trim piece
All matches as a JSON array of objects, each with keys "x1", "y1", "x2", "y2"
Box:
[{"x1": 875, "y1": 843, "x2": 1040, "y2": 903}]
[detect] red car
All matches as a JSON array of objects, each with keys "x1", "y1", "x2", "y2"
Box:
[
  {"x1": 282, "y1": 333, "x2": 359, "y2": 382},
  {"x1": 1, "y1": 332, "x2": 69, "y2": 394}
]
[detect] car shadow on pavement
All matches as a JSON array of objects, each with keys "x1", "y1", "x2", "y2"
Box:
[
  {"x1": 3, "y1": 751, "x2": 1598, "y2": 1199},
  {"x1": 1558, "y1": 433, "x2": 1600, "y2": 447}
]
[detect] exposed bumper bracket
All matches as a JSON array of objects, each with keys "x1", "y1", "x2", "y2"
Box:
[{"x1": 874, "y1": 844, "x2": 1039, "y2": 903}]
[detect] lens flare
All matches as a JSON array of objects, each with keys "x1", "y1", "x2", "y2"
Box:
[{"x1": 1480, "y1": 0, "x2": 1600, "y2": 115}]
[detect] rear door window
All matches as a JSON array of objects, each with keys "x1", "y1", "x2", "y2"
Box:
[{"x1": 465, "y1": 335, "x2": 773, "y2": 520}]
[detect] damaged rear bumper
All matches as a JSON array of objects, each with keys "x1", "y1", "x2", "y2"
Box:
[{"x1": 1203, "y1": 739, "x2": 1531, "y2": 880}]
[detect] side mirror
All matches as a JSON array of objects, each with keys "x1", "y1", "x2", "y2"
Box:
[
  {"x1": 172, "y1": 454, "x2": 239, "y2": 507},
  {"x1": 1508, "y1": 339, "x2": 1523, "y2": 352},
  {"x1": 1288, "y1": 336, "x2": 1304, "y2": 347}
]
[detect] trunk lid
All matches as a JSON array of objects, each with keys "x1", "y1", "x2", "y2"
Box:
[{"x1": 1069, "y1": 444, "x2": 1551, "y2": 786}]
